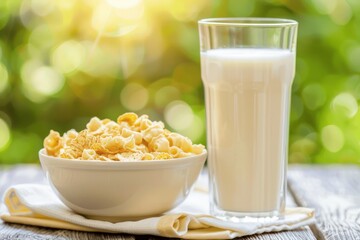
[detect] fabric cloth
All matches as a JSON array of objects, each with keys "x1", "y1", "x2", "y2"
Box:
[{"x1": 0, "y1": 182, "x2": 315, "y2": 239}]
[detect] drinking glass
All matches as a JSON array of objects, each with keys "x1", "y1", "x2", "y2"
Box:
[{"x1": 198, "y1": 18, "x2": 298, "y2": 221}]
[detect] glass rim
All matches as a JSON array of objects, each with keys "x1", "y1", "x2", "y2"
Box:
[{"x1": 198, "y1": 17, "x2": 298, "y2": 27}]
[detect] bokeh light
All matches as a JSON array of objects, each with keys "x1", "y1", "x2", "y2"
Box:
[
  {"x1": 164, "y1": 100, "x2": 204, "y2": 142},
  {"x1": 91, "y1": 0, "x2": 144, "y2": 37},
  {"x1": 29, "y1": 24, "x2": 54, "y2": 49},
  {"x1": 0, "y1": 117, "x2": 11, "y2": 151},
  {"x1": 312, "y1": 0, "x2": 337, "y2": 15},
  {"x1": 331, "y1": 92, "x2": 358, "y2": 118},
  {"x1": 30, "y1": 0, "x2": 55, "y2": 17},
  {"x1": 21, "y1": 60, "x2": 64, "y2": 102},
  {"x1": 51, "y1": 40, "x2": 86, "y2": 74},
  {"x1": 1, "y1": 0, "x2": 360, "y2": 163},
  {"x1": 120, "y1": 82, "x2": 149, "y2": 111},
  {"x1": 321, "y1": 125, "x2": 344, "y2": 153},
  {"x1": 312, "y1": 0, "x2": 352, "y2": 25},
  {"x1": 330, "y1": 0, "x2": 352, "y2": 25},
  {"x1": 0, "y1": 63, "x2": 8, "y2": 94},
  {"x1": 30, "y1": 66, "x2": 64, "y2": 95},
  {"x1": 178, "y1": 114, "x2": 204, "y2": 143},
  {"x1": 164, "y1": 100, "x2": 194, "y2": 131}
]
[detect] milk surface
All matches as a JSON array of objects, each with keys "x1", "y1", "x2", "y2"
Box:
[{"x1": 201, "y1": 48, "x2": 294, "y2": 213}]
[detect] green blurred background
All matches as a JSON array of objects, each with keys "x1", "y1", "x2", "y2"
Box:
[{"x1": 0, "y1": 0, "x2": 359, "y2": 164}]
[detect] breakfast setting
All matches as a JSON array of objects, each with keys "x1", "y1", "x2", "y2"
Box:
[
  {"x1": 0, "y1": 1, "x2": 359, "y2": 240},
  {"x1": 1, "y1": 112, "x2": 314, "y2": 239}
]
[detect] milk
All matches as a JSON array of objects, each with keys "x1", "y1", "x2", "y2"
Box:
[{"x1": 201, "y1": 48, "x2": 295, "y2": 214}]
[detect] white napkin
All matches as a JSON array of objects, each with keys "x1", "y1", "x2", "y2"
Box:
[{"x1": 0, "y1": 183, "x2": 315, "y2": 239}]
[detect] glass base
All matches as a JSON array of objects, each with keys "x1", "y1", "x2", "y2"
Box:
[{"x1": 211, "y1": 205, "x2": 284, "y2": 223}]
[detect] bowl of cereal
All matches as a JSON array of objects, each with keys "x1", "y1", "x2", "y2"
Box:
[{"x1": 39, "y1": 113, "x2": 207, "y2": 221}]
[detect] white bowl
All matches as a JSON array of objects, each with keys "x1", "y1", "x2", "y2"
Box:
[{"x1": 39, "y1": 149, "x2": 207, "y2": 221}]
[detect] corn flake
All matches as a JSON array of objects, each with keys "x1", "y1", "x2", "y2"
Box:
[{"x1": 44, "y1": 112, "x2": 205, "y2": 161}]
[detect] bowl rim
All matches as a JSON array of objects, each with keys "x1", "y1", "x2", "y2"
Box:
[{"x1": 39, "y1": 148, "x2": 207, "y2": 170}]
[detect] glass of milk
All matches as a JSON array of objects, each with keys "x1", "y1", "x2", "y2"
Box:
[{"x1": 198, "y1": 18, "x2": 298, "y2": 222}]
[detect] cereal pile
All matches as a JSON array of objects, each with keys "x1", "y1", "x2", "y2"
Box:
[{"x1": 43, "y1": 113, "x2": 205, "y2": 161}]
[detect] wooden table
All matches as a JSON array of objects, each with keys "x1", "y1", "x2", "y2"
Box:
[{"x1": 0, "y1": 165, "x2": 359, "y2": 240}]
